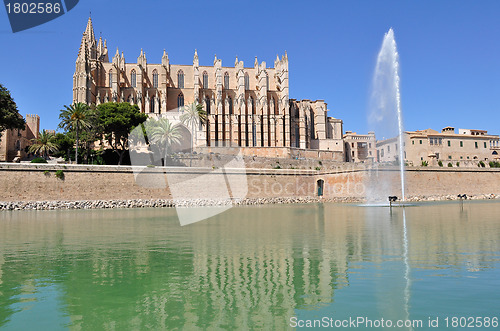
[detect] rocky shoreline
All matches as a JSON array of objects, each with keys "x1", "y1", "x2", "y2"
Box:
[{"x1": 0, "y1": 194, "x2": 499, "y2": 211}]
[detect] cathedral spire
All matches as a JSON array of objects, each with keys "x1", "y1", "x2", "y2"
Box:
[
  {"x1": 84, "y1": 16, "x2": 96, "y2": 44},
  {"x1": 98, "y1": 36, "x2": 103, "y2": 53},
  {"x1": 193, "y1": 49, "x2": 199, "y2": 66},
  {"x1": 235, "y1": 55, "x2": 239, "y2": 67},
  {"x1": 76, "y1": 33, "x2": 87, "y2": 62},
  {"x1": 162, "y1": 49, "x2": 169, "y2": 68}
]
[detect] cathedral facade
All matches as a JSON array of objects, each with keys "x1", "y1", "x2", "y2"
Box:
[{"x1": 73, "y1": 18, "x2": 344, "y2": 155}]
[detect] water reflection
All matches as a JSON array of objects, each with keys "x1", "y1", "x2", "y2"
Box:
[{"x1": 0, "y1": 202, "x2": 499, "y2": 329}]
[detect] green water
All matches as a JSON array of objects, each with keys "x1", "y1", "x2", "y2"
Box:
[{"x1": 0, "y1": 202, "x2": 499, "y2": 330}]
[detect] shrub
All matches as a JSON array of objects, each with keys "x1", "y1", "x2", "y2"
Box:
[
  {"x1": 421, "y1": 161, "x2": 428, "y2": 167},
  {"x1": 438, "y1": 160, "x2": 443, "y2": 167},
  {"x1": 31, "y1": 157, "x2": 47, "y2": 163},
  {"x1": 447, "y1": 162, "x2": 453, "y2": 167},
  {"x1": 315, "y1": 166, "x2": 321, "y2": 171},
  {"x1": 489, "y1": 161, "x2": 500, "y2": 168},
  {"x1": 43, "y1": 170, "x2": 50, "y2": 177},
  {"x1": 274, "y1": 164, "x2": 282, "y2": 169},
  {"x1": 479, "y1": 160, "x2": 485, "y2": 168},
  {"x1": 55, "y1": 170, "x2": 65, "y2": 180}
]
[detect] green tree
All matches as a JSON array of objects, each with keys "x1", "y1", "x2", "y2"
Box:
[
  {"x1": 53, "y1": 132, "x2": 75, "y2": 161},
  {"x1": 150, "y1": 118, "x2": 182, "y2": 165},
  {"x1": 97, "y1": 102, "x2": 148, "y2": 165},
  {"x1": 59, "y1": 102, "x2": 91, "y2": 164},
  {"x1": 0, "y1": 84, "x2": 25, "y2": 139},
  {"x1": 28, "y1": 130, "x2": 59, "y2": 159},
  {"x1": 180, "y1": 102, "x2": 207, "y2": 166},
  {"x1": 78, "y1": 106, "x2": 103, "y2": 163}
]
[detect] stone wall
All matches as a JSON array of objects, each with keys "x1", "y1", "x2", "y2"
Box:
[{"x1": 1, "y1": 164, "x2": 500, "y2": 203}]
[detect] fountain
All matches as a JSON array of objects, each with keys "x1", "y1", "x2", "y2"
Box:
[{"x1": 366, "y1": 28, "x2": 407, "y2": 204}]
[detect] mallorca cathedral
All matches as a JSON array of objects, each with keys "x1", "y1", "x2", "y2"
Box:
[{"x1": 73, "y1": 18, "x2": 344, "y2": 158}]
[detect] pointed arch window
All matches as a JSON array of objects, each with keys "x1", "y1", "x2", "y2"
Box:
[
  {"x1": 177, "y1": 93, "x2": 184, "y2": 108},
  {"x1": 266, "y1": 73, "x2": 269, "y2": 91},
  {"x1": 131, "y1": 70, "x2": 136, "y2": 88},
  {"x1": 244, "y1": 73, "x2": 249, "y2": 90},
  {"x1": 205, "y1": 96, "x2": 211, "y2": 115},
  {"x1": 228, "y1": 96, "x2": 233, "y2": 115},
  {"x1": 177, "y1": 70, "x2": 184, "y2": 89},
  {"x1": 150, "y1": 97, "x2": 155, "y2": 113},
  {"x1": 202, "y1": 71, "x2": 208, "y2": 89},
  {"x1": 109, "y1": 70, "x2": 113, "y2": 87},
  {"x1": 224, "y1": 72, "x2": 229, "y2": 89},
  {"x1": 250, "y1": 96, "x2": 255, "y2": 114},
  {"x1": 152, "y1": 70, "x2": 158, "y2": 88}
]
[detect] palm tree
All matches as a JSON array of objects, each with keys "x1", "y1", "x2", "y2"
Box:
[
  {"x1": 28, "y1": 130, "x2": 59, "y2": 159},
  {"x1": 180, "y1": 102, "x2": 207, "y2": 165},
  {"x1": 59, "y1": 102, "x2": 91, "y2": 164},
  {"x1": 149, "y1": 118, "x2": 182, "y2": 166}
]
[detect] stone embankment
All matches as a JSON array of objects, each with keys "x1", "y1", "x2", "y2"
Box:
[{"x1": 1, "y1": 195, "x2": 498, "y2": 211}]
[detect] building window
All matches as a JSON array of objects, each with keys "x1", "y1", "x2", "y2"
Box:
[
  {"x1": 205, "y1": 96, "x2": 211, "y2": 114},
  {"x1": 177, "y1": 70, "x2": 184, "y2": 89},
  {"x1": 177, "y1": 93, "x2": 184, "y2": 108},
  {"x1": 109, "y1": 70, "x2": 113, "y2": 87},
  {"x1": 381, "y1": 149, "x2": 384, "y2": 157},
  {"x1": 475, "y1": 141, "x2": 478, "y2": 149},
  {"x1": 352, "y1": 143, "x2": 354, "y2": 148},
  {"x1": 228, "y1": 96, "x2": 233, "y2": 114},
  {"x1": 266, "y1": 74, "x2": 269, "y2": 91},
  {"x1": 412, "y1": 140, "x2": 414, "y2": 145},
  {"x1": 420, "y1": 140, "x2": 422, "y2": 144},
  {"x1": 460, "y1": 141, "x2": 463, "y2": 147},
  {"x1": 448, "y1": 140, "x2": 451, "y2": 147},
  {"x1": 460, "y1": 156, "x2": 463, "y2": 159},
  {"x1": 131, "y1": 70, "x2": 136, "y2": 88},
  {"x1": 150, "y1": 97, "x2": 155, "y2": 113},
  {"x1": 244, "y1": 73, "x2": 249, "y2": 90},
  {"x1": 152, "y1": 70, "x2": 158, "y2": 88},
  {"x1": 203, "y1": 71, "x2": 208, "y2": 89},
  {"x1": 484, "y1": 142, "x2": 487, "y2": 148},
  {"x1": 448, "y1": 155, "x2": 452, "y2": 159},
  {"x1": 388, "y1": 146, "x2": 390, "y2": 152},
  {"x1": 224, "y1": 72, "x2": 229, "y2": 89},
  {"x1": 369, "y1": 143, "x2": 372, "y2": 148}
]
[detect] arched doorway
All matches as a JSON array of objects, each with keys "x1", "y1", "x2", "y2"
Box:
[{"x1": 317, "y1": 179, "x2": 324, "y2": 197}]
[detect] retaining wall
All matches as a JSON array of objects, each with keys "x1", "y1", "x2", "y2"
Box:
[{"x1": 1, "y1": 163, "x2": 500, "y2": 203}]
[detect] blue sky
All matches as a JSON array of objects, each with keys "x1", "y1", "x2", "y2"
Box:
[{"x1": 1, "y1": 0, "x2": 499, "y2": 136}]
